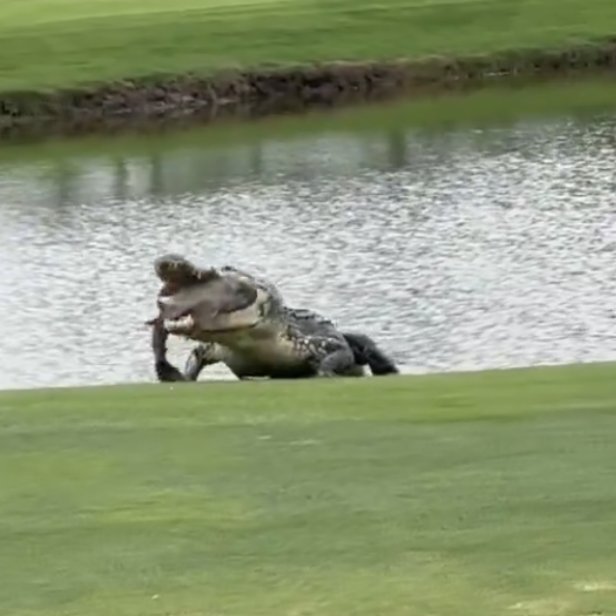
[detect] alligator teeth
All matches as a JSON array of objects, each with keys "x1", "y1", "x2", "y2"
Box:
[{"x1": 164, "y1": 314, "x2": 195, "y2": 331}]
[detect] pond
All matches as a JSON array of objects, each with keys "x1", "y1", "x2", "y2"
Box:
[{"x1": 1, "y1": 80, "x2": 615, "y2": 390}]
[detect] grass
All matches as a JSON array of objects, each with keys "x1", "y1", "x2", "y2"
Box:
[
  {"x1": 1, "y1": 0, "x2": 616, "y2": 91},
  {"x1": 1, "y1": 362, "x2": 616, "y2": 615}
]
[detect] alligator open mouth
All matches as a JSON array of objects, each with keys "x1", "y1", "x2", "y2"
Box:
[
  {"x1": 149, "y1": 255, "x2": 268, "y2": 338},
  {"x1": 155, "y1": 285, "x2": 262, "y2": 335}
]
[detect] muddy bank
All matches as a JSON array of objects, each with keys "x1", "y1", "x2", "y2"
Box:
[{"x1": 2, "y1": 39, "x2": 616, "y2": 141}]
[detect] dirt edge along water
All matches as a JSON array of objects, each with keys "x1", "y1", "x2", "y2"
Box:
[{"x1": 2, "y1": 38, "x2": 616, "y2": 141}]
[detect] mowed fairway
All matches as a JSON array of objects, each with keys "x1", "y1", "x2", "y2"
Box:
[
  {"x1": 1, "y1": 363, "x2": 616, "y2": 615},
  {"x1": 1, "y1": 0, "x2": 616, "y2": 91}
]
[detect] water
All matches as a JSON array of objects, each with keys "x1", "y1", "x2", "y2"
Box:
[{"x1": 1, "y1": 96, "x2": 616, "y2": 390}]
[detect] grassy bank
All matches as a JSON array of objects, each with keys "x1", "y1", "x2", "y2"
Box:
[
  {"x1": 1, "y1": 363, "x2": 616, "y2": 615},
  {"x1": 1, "y1": 0, "x2": 616, "y2": 91}
]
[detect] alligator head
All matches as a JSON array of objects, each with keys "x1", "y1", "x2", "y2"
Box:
[{"x1": 149, "y1": 253, "x2": 285, "y2": 337}]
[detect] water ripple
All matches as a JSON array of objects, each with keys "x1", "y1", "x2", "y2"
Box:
[{"x1": 0, "y1": 114, "x2": 615, "y2": 390}]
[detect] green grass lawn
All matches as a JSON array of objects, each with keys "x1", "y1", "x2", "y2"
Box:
[
  {"x1": 0, "y1": 0, "x2": 616, "y2": 91},
  {"x1": 1, "y1": 362, "x2": 616, "y2": 616}
]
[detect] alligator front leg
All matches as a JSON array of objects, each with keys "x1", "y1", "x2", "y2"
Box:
[{"x1": 183, "y1": 343, "x2": 225, "y2": 381}]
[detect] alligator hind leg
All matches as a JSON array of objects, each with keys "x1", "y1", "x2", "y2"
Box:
[
  {"x1": 307, "y1": 339, "x2": 357, "y2": 377},
  {"x1": 342, "y1": 332, "x2": 400, "y2": 376}
]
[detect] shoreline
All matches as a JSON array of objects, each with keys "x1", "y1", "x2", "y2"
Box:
[
  {"x1": 1, "y1": 360, "x2": 614, "y2": 397},
  {"x1": 2, "y1": 38, "x2": 616, "y2": 141}
]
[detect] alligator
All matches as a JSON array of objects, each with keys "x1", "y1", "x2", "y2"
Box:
[{"x1": 148, "y1": 253, "x2": 400, "y2": 382}]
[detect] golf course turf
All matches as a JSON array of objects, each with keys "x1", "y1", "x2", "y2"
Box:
[
  {"x1": 1, "y1": 362, "x2": 615, "y2": 615},
  {"x1": 2, "y1": 0, "x2": 616, "y2": 138},
  {"x1": 2, "y1": 0, "x2": 616, "y2": 91}
]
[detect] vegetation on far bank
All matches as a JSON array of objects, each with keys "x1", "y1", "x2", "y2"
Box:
[
  {"x1": 1, "y1": 0, "x2": 616, "y2": 91},
  {"x1": 1, "y1": 363, "x2": 616, "y2": 615}
]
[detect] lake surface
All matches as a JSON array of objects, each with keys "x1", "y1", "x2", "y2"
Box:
[{"x1": 1, "y1": 86, "x2": 616, "y2": 390}]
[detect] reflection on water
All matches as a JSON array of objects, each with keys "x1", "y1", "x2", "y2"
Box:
[{"x1": 0, "y1": 114, "x2": 615, "y2": 390}]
